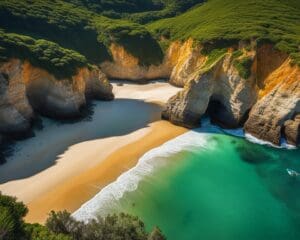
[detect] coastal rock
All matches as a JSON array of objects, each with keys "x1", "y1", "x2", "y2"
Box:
[
  {"x1": 163, "y1": 43, "x2": 300, "y2": 146},
  {"x1": 163, "y1": 51, "x2": 257, "y2": 129},
  {"x1": 284, "y1": 115, "x2": 300, "y2": 146},
  {"x1": 244, "y1": 59, "x2": 300, "y2": 145},
  {"x1": 100, "y1": 39, "x2": 201, "y2": 83},
  {"x1": 24, "y1": 63, "x2": 86, "y2": 118},
  {"x1": 100, "y1": 43, "x2": 171, "y2": 81},
  {"x1": 169, "y1": 39, "x2": 206, "y2": 87},
  {"x1": 0, "y1": 60, "x2": 33, "y2": 133},
  {"x1": 23, "y1": 61, "x2": 113, "y2": 118},
  {"x1": 82, "y1": 67, "x2": 114, "y2": 100},
  {"x1": 0, "y1": 59, "x2": 113, "y2": 134}
]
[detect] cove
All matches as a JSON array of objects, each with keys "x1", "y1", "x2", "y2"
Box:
[{"x1": 94, "y1": 132, "x2": 300, "y2": 240}]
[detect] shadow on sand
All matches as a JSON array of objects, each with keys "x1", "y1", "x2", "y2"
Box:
[{"x1": 0, "y1": 98, "x2": 162, "y2": 184}]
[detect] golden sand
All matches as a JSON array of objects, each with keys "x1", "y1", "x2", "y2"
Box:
[{"x1": 25, "y1": 120, "x2": 187, "y2": 223}]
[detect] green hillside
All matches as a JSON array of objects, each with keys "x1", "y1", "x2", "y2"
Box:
[
  {"x1": 65, "y1": 0, "x2": 202, "y2": 23},
  {"x1": 0, "y1": 0, "x2": 299, "y2": 79},
  {"x1": 149, "y1": 0, "x2": 300, "y2": 64},
  {"x1": 0, "y1": 0, "x2": 201, "y2": 78}
]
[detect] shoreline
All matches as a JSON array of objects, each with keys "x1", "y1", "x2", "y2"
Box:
[{"x1": 25, "y1": 120, "x2": 187, "y2": 223}]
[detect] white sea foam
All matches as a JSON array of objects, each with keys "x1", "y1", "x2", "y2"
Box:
[
  {"x1": 245, "y1": 133, "x2": 297, "y2": 150},
  {"x1": 200, "y1": 117, "x2": 296, "y2": 149},
  {"x1": 72, "y1": 131, "x2": 213, "y2": 222}
]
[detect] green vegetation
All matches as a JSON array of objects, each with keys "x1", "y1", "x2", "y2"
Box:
[
  {"x1": 149, "y1": 0, "x2": 300, "y2": 65},
  {"x1": 232, "y1": 50, "x2": 243, "y2": 60},
  {"x1": 126, "y1": 0, "x2": 203, "y2": 24},
  {"x1": 0, "y1": 0, "x2": 299, "y2": 79},
  {"x1": 93, "y1": 16, "x2": 163, "y2": 66},
  {"x1": 233, "y1": 56, "x2": 253, "y2": 79},
  {"x1": 0, "y1": 192, "x2": 166, "y2": 240},
  {"x1": 25, "y1": 224, "x2": 72, "y2": 240},
  {"x1": 196, "y1": 48, "x2": 227, "y2": 74},
  {"x1": 0, "y1": 192, "x2": 28, "y2": 239},
  {"x1": 0, "y1": 0, "x2": 157, "y2": 77},
  {"x1": 64, "y1": 0, "x2": 203, "y2": 24},
  {"x1": 0, "y1": 30, "x2": 88, "y2": 79},
  {"x1": 0, "y1": 0, "x2": 200, "y2": 78}
]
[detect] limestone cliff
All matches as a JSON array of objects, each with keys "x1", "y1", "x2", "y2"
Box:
[
  {"x1": 162, "y1": 43, "x2": 299, "y2": 146},
  {"x1": 0, "y1": 59, "x2": 33, "y2": 134},
  {"x1": 0, "y1": 59, "x2": 113, "y2": 135},
  {"x1": 162, "y1": 49, "x2": 257, "y2": 128},
  {"x1": 100, "y1": 39, "x2": 202, "y2": 83},
  {"x1": 244, "y1": 58, "x2": 300, "y2": 146}
]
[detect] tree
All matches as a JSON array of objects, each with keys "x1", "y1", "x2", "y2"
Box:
[
  {"x1": 25, "y1": 223, "x2": 72, "y2": 240},
  {"x1": 0, "y1": 207, "x2": 16, "y2": 240},
  {"x1": 0, "y1": 192, "x2": 28, "y2": 240},
  {"x1": 46, "y1": 211, "x2": 83, "y2": 240},
  {"x1": 45, "y1": 211, "x2": 165, "y2": 240}
]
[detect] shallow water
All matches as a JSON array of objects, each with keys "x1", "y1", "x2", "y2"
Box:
[{"x1": 92, "y1": 132, "x2": 300, "y2": 240}]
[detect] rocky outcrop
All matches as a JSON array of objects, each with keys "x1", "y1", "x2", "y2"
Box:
[
  {"x1": 0, "y1": 59, "x2": 113, "y2": 135},
  {"x1": 0, "y1": 60, "x2": 33, "y2": 134},
  {"x1": 163, "y1": 42, "x2": 300, "y2": 146},
  {"x1": 163, "y1": 50, "x2": 257, "y2": 129},
  {"x1": 100, "y1": 39, "x2": 202, "y2": 83},
  {"x1": 284, "y1": 115, "x2": 300, "y2": 146},
  {"x1": 23, "y1": 62, "x2": 113, "y2": 118},
  {"x1": 168, "y1": 39, "x2": 206, "y2": 87},
  {"x1": 100, "y1": 43, "x2": 171, "y2": 81},
  {"x1": 244, "y1": 59, "x2": 300, "y2": 145}
]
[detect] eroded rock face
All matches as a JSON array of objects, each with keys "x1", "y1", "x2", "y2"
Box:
[
  {"x1": 244, "y1": 60, "x2": 300, "y2": 145},
  {"x1": 23, "y1": 62, "x2": 113, "y2": 118},
  {"x1": 284, "y1": 115, "x2": 300, "y2": 146},
  {"x1": 82, "y1": 68, "x2": 114, "y2": 100},
  {"x1": 100, "y1": 39, "x2": 202, "y2": 83},
  {"x1": 163, "y1": 51, "x2": 257, "y2": 129},
  {"x1": 169, "y1": 39, "x2": 206, "y2": 87},
  {"x1": 0, "y1": 59, "x2": 113, "y2": 134},
  {"x1": 0, "y1": 60, "x2": 33, "y2": 133},
  {"x1": 100, "y1": 43, "x2": 170, "y2": 81},
  {"x1": 163, "y1": 42, "x2": 299, "y2": 146}
]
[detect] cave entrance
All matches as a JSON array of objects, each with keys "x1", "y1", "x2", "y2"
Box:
[{"x1": 206, "y1": 99, "x2": 239, "y2": 129}]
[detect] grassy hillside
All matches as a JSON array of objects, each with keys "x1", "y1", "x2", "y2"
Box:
[
  {"x1": 0, "y1": 0, "x2": 299, "y2": 79},
  {"x1": 149, "y1": 0, "x2": 300, "y2": 64},
  {"x1": 65, "y1": 0, "x2": 203, "y2": 24},
  {"x1": 0, "y1": 0, "x2": 164, "y2": 78}
]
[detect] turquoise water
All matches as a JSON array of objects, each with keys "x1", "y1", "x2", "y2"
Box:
[{"x1": 113, "y1": 133, "x2": 300, "y2": 240}]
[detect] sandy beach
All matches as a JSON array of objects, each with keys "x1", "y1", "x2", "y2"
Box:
[{"x1": 0, "y1": 80, "x2": 187, "y2": 223}]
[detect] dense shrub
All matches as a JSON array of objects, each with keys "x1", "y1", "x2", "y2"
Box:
[
  {"x1": 65, "y1": 0, "x2": 163, "y2": 14},
  {"x1": 148, "y1": 0, "x2": 300, "y2": 65},
  {"x1": 0, "y1": 0, "x2": 299, "y2": 79},
  {"x1": 64, "y1": 0, "x2": 202, "y2": 24},
  {"x1": 233, "y1": 57, "x2": 253, "y2": 79},
  {"x1": 0, "y1": 0, "x2": 174, "y2": 74},
  {"x1": 0, "y1": 192, "x2": 28, "y2": 240},
  {"x1": 0, "y1": 30, "x2": 88, "y2": 79},
  {"x1": 25, "y1": 224, "x2": 72, "y2": 240},
  {"x1": 94, "y1": 16, "x2": 163, "y2": 66},
  {"x1": 46, "y1": 211, "x2": 166, "y2": 240},
  {"x1": 0, "y1": 192, "x2": 166, "y2": 240}
]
